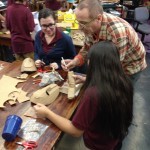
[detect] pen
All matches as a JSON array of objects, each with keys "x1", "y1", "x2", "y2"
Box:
[{"x1": 61, "y1": 57, "x2": 67, "y2": 67}]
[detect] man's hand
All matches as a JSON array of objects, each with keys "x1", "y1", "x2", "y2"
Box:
[{"x1": 61, "y1": 58, "x2": 79, "y2": 71}]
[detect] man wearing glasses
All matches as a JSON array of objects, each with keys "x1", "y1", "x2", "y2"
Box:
[
  {"x1": 34, "y1": 8, "x2": 76, "y2": 69},
  {"x1": 62, "y1": 0, "x2": 147, "y2": 85}
]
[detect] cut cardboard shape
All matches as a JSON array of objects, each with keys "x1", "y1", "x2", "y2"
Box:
[
  {"x1": 68, "y1": 87, "x2": 75, "y2": 99},
  {"x1": 8, "y1": 100, "x2": 16, "y2": 105},
  {"x1": 24, "y1": 107, "x2": 37, "y2": 119},
  {"x1": 67, "y1": 71, "x2": 75, "y2": 100},
  {"x1": 30, "y1": 84, "x2": 60, "y2": 105},
  {"x1": 60, "y1": 82, "x2": 83, "y2": 97},
  {"x1": 8, "y1": 91, "x2": 19, "y2": 101},
  {"x1": 21, "y1": 58, "x2": 37, "y2": 73},
  {"x1": 16, "y1": 90, "x2": 30, "y2": 103},
  {"x1": 0, "y1": 75, "x2": 25, "y2": 107},
  {"x1": 7, "y1": 89, "x2": 30, "y2": 103},
  {"x1": 16, "y1": 73, "x2": 28, "y2": 79}
]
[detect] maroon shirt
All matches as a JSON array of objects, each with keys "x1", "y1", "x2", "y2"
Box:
[
  {"x1": 45, "y1": 0, "x2": 61, "y2": 11},
  {"x1": 40, "y1": 28, "x2": 62, "y2": 53},
  {"x1": 72, "y1": 87, "x2": 119, "y2": 150},
  {"x1": 7, "y1": 0, "x2": 14, "y2": 6},
  {"x1": 6, "y1": 3, "x2": 35, "y2": 54},
  {"x1": 7, "y1": 0, "x2": 29, "y2": 7}
]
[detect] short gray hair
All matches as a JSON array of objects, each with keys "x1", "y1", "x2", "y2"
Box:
[{"x1": 77, "y1": 0, "x2": 103, "y2": 19}]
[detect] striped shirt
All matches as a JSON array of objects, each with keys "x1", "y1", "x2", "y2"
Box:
[{"x1": 75, "y1": 13, "x2": 147, "y2": 75}]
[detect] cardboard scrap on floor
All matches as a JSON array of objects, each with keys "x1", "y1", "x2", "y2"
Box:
[{"x1": 0, "y1": 75, "x2": 29, "y2": 108}]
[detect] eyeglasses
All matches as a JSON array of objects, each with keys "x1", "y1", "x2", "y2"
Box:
[
  {"x1": 74, "y1": 18, "x2": 96, "y2": 28},
  {"x1": 41, "y1": 23, "x2": 56, "y2": 29}
]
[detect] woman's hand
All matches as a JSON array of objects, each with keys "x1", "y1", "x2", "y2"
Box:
[
  {"x1": 33, "y1": 103, "x2": 50, "y2": 118},
  {"x1": 50, "y1": 62, "x2": 59, "y2": 69},
  {"x1": 73, "y1": 74, "x2": 86, "y2": 84},
  {"x1": 35, "y1": 60, "x2": 45, "y2": 68}
]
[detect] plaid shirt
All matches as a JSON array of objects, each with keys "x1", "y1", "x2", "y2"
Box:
[{"x1": 75, "y1": 13, "x2": 147, "y2": 75}]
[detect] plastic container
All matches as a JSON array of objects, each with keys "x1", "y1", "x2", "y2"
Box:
[
  {"x1": 66, "y1": 27, "x2": 71, "y2": 35},
  {"x1": 2, "y1": 115, "x2": 22, "y2": 141}
]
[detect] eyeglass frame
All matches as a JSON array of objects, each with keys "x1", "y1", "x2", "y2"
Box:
[
  {"x1": 41, "y1": 23, "x2": 56, "y2": 29},
  {"x1": 74, "y1": 17, "x2": 97, "y2": 28}
]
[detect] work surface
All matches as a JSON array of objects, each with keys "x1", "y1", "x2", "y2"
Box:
[
  {"x1": 0, "y1": 32, "x2": 11, "y2": 47},
  {"x1": 0, "y1": 60, "x2": 82, "y2": 150},
  {"x1": 0, "y1": 29, "x2": 84, "y2": 47}
]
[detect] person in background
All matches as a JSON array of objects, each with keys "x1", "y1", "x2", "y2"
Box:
[
  {"x1": 7, "y1": 0, "x2": 15, "y2": 6},
  {"x1": 6, "y1": 0, "x2": 35, "y2": 60},
  {"x1": 34, "y1": 8, "x2": 76, "y2": 69},
  {"x1": 66, "y1": 0, "x2": 75, "y2": 10},
  {"x1": 7, "y1": 0, "x2": 28, "y2": 7},
  {"x1": 61, "y1": 0, "x2": 147, "y2": 85},
  {"x1": 34, "y1": 41, "x2": 133, "y2": 150},
  {"x1": 0, "y1": 14, "x2": 5, "y2": 22},
  {"x1": 44, "y1": 0, "x2": 64, "y2": 11}
]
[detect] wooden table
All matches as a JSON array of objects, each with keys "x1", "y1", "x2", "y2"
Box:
[
  {"x1": 70, "y1": 30, "x2": 84, "y2": 47},
  {"x1": 0, "y1": 60, "x2": 82, "y2": 150},
  {"x1": 0, "y1": 33, "x2": 11, "y2": 47},
  {"x1": 0, "y1": 30, "x2": 83, "y2": 47}
]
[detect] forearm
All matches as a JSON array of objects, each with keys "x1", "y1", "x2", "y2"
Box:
[
  {"x1": 75, "y1": 45, "x2": 88, "y2": 66},
  {"x1": 0, "y1": 14, "x2": 5, "y2": 22},
  {"x1": 46, "y1": 109, "x2": 83, "y2": 137}
]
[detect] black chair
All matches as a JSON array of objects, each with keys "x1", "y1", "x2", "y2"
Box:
[{"x1": 134, "y1": 7, "x2": 150, "y2": 49}]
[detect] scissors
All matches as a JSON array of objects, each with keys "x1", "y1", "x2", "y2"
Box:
[
  {"x1": 37, "y1": 59, "x2": 45, "y2": 73},
  {"x1": 16, "y1": 141, "x2": 37, "y2": 150}
]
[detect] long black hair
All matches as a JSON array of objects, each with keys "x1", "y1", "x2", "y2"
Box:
[{"x1": 84, "y1": 41, "x2": 133, "y2": 139}]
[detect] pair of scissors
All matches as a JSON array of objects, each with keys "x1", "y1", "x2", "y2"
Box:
[
  {"x1": 37, "y1": 59, "x2": 45, "y2": 73},
  {"x1": 16, "y1": 141, "x2": 37, "y2": 150}
]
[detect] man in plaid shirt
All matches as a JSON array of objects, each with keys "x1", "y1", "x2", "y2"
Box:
[{"x1": 61, "y1": 0, "x2": 147, "y2": 84}]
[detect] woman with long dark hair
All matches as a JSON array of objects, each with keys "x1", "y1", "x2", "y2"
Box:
[{"x1": 34, "y1": 41, "x2": 133, "y2": 150}]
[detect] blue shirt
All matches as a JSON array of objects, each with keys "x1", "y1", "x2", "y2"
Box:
[{"x1": 34, "y1": 29, "x2": 76, "y2": 69}]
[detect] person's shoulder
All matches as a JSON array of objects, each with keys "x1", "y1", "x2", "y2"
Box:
[
  {"x1": 24, "y1": 6, "x2": 32, "y2": 12},
  {"x1": 35, "y1": 30, "x2": 42, "y2": 38},
  {"x1": 82, "y1": 87, "x2": 99, "y2": 105},
  {"x1": 61, "y1": 32, "x2": 72, "y2": 42},
  {"x1": 7, "y1": 4, "x2": 13, "y2": 9},
  {"x1": 85, "y1": 86, "x2": 98, "y2": 96},
  {"x1": 61, "y1": 31, "x2": 69, "y2": 38}
]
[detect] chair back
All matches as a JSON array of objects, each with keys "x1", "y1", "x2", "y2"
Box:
[{"x1": 134, "y1": 7, "x2": 149, "y2": 22}]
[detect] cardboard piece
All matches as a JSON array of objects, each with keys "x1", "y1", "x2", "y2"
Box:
[
  {"x1": 8, "y1": 100, "x2": 16, "y2": 105},
  {"x1": 60, "y1": 81, "x2": 83, "y2": 97},
  {"x1": 16, "y1": 73, "x2": 28, "y2": 79},
  {"x1": 67, "y1": 71, "x2": 75, "y2": 100},
  {"x1": 16, "y1": 90, "x2": 30, "y2": 103},
  {"x1": 21, "y1": 58, "x2": 37, "y2": 73},
  {"x1": 0, "y1": 75, "x2": 25, "y2": 107},
  {"x1": 24, "y1": 107, "x2": 37, "y2": 119},
  {"x1": 30, "y1": 84, "x2": 60, "y2": 105},
  {"x1": 56, "y1": 22, "x2": 72, "y2": 28}
]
